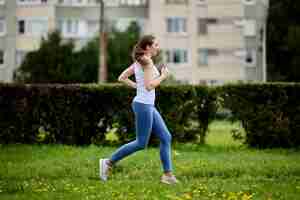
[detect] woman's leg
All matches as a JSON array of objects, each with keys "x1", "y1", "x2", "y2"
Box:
[
  {"x1": 152, "y1": 107, "x2": 173, "y2": 173},
  {"x1": 110, "y1": 102, "x2": 153, "y2": 164}
]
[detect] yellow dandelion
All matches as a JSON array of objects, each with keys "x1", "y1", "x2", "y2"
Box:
[{"x1": 183, "y1": 192, "x2": 192, "y2": 199}]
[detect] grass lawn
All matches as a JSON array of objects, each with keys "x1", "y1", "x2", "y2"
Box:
[{"x1": 0, "y1": 120, "x2": 300, "y2": 200}]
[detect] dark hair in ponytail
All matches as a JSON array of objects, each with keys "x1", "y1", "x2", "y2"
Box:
[{"x1": 132, "y1": 35, "x2": 155, "y2": 65}]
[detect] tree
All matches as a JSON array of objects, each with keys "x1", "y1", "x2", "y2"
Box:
[
  {"x1": 13, "y1": 30, "x2": 96, "y2": 83},
  {"x1": 14, "y1": 22, "x2": 141, "y2": 83},
  {"x1": 15, "y1": 31, "x2": 70, "y2": 83},
  {"x1": 106, "y1": 21, "x2": 140, "y2": 82},
  {"x1": 74, "y1": 38, "x2": 99, "y2": 83},
  {"x1": 78, "y1": 21, "x2": 141, "y2": 82},
  {"x1": 267, "y1": 0, "x2": 300, "y2": 81}
]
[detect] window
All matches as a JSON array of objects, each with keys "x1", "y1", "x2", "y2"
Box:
[
  {"x1": 67, "y1": 19, "x2": 78, "y2": 34},
  {"x1": 0, "y1": 50, "x2": 4, "y2": 68},
  {"x1": 87, "y1": 0, "x2": 98, "y2": 5},
  {"x1": 18, "y1": 20, "x2": 25, "y2": 34},
  {"x1": 196, "y1": 0, "x2": 206, "y2": 5},
  {"x1": 234, "y1": 49, "x2": 246, "y2": 57},
  {"x1": 18, "y1": 19, "x2": 48, "y2": 36},
  {"x1": 207, "y1": 49, "x2": 218, "y2": 56},
  {"x1": 165, "y1": 0, "x2": 188, "y2": 4},
  {"x1": 245, "y1": 49, "x2": 256, "y2": 67},
  {"x1": 0, "y1": 18, "x2": 6, "y2": 36},
  {"x1": 167, "y1": 17, "x2": 187, "y2": 33},
  {"x1": 166, "y1": 49, "x2": 188, "y2": 64},
  {"x1": 58, "y1": 0, "x2": 124, "y2": 6},
  {"x1": 18, "y1": 0, "x2": 48, "y2": 5},
  {"x1": 16, "y1": 50, "x2": 27, "y2": 66},
  {"x1": 198, "y1": 19, "x2": 207, "y2": 35},
  {"x1": 114, "y1": 18, "x2": 142, "y2": 32},
  {"x1": 198, "y1": 49, "x2": 208, "y2": 66},
  {"x1": 243, "y1": 0, "x2": 256, "y2": 5},
  {"x1": 198, "y1": 18, "x2": 218, "y2": 35},
  {"x1": 74, "y1": 0, "x2": 84, "y2": 5},
  {"x1": 57, "y1": 19, "x2": 82, "y2": 37},
  {"x1": 31, "y1": 20, "x2": 48, "y2": 35},
  {"x1": 199, "y1": 80, "x2": 207, "y2": 85},
  {"x1": 166, "y1": 50, "x2": 171, "y2": 63},
  {"x1": 209, "y1": 80, "x2": 217, "y2": 85},
  {"x1": 87, "y1": 20, "x2": 98, "y2": 37},
  {"x1": 120, "y1": 0, "x2": 147, "y2": 6},
  {"x1": 207, "y1": 80, "x2": 224, "y2": 86},
  {"x1": 207, "y1": 18, "x2": 218, "y2": 24},
  {"x1": 233, "y1": 19, "x2": 244, "y2": 27},
  {"x1": 244, "y1": 20, "x2": 256, "y2": 36},
  {"x1": 58, "y1": 0, "x2": 85, "y2": 6},
  {"x1": 198, "y1": 48, "x2": 218, "y2": 66}
]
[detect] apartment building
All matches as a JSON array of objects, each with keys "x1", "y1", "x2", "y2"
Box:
[
  {"x1": 146, "y1": 0, "x2": 269, "y2": 84},
  {"x1": 0, "y1": 0, "x2": 17, "y2": 82},
  {"x1": 0, "y1": 0, "x2": 269, "y2": 84}
]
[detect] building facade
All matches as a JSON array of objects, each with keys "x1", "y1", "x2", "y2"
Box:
[{"x1": 0, "y1": 0, "x2": 268, "y2": 84}]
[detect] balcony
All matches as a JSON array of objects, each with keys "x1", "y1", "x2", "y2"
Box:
[
  {"x1": 17, "y1": 0, "x2": 49, "y2": 6},
  {"x1": 56, "y1": 0, "x2": 149, "y2": 19},
  {"x1": 56, "y1": 0, "x2": 148, "y2": 7}
]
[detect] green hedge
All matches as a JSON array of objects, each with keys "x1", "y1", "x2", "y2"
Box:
[
  {"x1": 2, "y1": 83, "x2": 299, "y2": 148},
  {"x1": 0, "y1": 83, "x2": 216, "y2": 145},
  {"x1": 218, "y1": 83, "x2": 300, "y2": 148},
  {"x1": 156, "y1": 85, "x2": 217, "y2": 144}
]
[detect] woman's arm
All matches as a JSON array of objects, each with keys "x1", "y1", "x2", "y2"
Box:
[
  {"x1": 118, "y1": 65, "x2": 137, "y2": 89},
  {"x1": 142, "y1": 58, "x2": 169, "y2": 91}
]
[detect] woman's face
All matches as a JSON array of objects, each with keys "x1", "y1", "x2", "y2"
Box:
[{"x1": 147, "y1": 39, "x2": 160, "y2": 57}]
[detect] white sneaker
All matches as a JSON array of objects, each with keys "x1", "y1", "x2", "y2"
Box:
[
  {"x1": 161, "y1": 174, "x2": 179, "y2": 185},
  {"x1": 99, "y1": 158, "x2": 111, "y2": 181}
]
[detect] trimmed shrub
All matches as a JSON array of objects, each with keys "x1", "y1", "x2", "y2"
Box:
[
  {"x1": 0, "y1": 83, "x2": 216, "y2": 145},
  {"x1": 218, "y1": 83, "x2": 300, "y2": 148}
]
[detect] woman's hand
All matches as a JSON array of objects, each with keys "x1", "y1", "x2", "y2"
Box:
[
  {"x1": 160, "y1": 66, "x2": 169, "y2": 80},
  {"x1": 118, "y1": 65, "x2": 137, "y2": 89},
  {"x1": 139, "y1": 55, "x2": 153, "y2": 67}
]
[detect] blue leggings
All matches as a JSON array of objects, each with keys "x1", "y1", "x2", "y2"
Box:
[{"x1": 110, "y1": 101, "x2": 173, "y2": 172}]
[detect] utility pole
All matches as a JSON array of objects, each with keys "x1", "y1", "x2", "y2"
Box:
[
  {"x1": 98, "y1": 0, "x2": 107, "y2": 83},
  {"x1": 262, "y1": 0, "x2": 269, "y2": 82}
]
